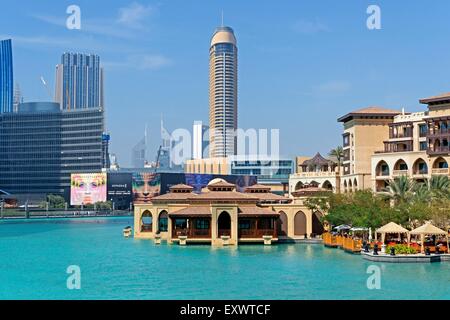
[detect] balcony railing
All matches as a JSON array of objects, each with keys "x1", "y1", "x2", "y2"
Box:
[
  {"x1": 413, "y1": 169, "x2": 428, "y2": 176},
  {"x1": 292, "y1": 171, "x2": 337, "y2": 178},
  {"x1": 427, "y1": 147, "x2": 450, "y2": 156},
  {"x1": 376, "y1": 170, "x2": 390, "y2": 177},
  {"x1": 172, "y1": 228, "x2": 211, "y2": 238},
  {"x1": 238, "y1": 228, "x2": 276, "y2": 238},
  {"x1": 431, "y1": 168, "x2": 449, "y2": 175},
  {"x1": 393, "y1": 170, "x2": 408, "y2": 177}
]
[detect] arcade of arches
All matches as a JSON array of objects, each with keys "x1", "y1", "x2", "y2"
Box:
[{"x1": 133, "y1": 181, "x2": 326, "y2": 245}]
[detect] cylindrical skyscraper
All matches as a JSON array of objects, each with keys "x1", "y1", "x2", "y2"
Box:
[{"x1": 209, "y1": 26, "x2": 237, "y2": 158}]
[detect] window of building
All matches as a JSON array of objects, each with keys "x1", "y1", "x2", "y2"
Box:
[
  {"x1": 195, "y1": 219, "x2": 210, "y2": 230},
  {"x1": 420, "y1": 141, "x2": 427, "y2": 151},
  {"x1": 419, "y1": 124, "x2": 428, "y2": 137}
]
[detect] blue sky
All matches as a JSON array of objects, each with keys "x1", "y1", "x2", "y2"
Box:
[{"x1": 2, "y1": 0, "x2": 450, "y2": 166}]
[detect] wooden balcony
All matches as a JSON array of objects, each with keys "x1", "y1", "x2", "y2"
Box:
[
  {"x1": 172, "y1": 228, "x2": 211, "y2": 239},
  {"x1": 427, "y1": 147, "x2": 450, "y2": 156},
  {"x1": 239, "y1": 228, "x2": 276, "y2": 238}
]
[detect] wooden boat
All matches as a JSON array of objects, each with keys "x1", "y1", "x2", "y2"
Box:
[{"x1": 123, "y1": 226, "x2": 132, "y2": 238}]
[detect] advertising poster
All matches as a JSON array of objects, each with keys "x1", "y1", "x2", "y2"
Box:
[
  {"x1": 132, "y1": 172, "x2": 161, "y2": 204},
  {"x1": 70, "y1": 173, "x2": 107, "y2": 206}
]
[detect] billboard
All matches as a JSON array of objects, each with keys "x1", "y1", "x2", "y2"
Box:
[
  {"x1": 70, "y1": 173, "x2": 107, "y2": 206},
  {"x1": 107, "y1": 173, "x2": 132, "y2": 209},
  {"x1": 132, "y1": 172, "x2": 161, "y2": 204}
]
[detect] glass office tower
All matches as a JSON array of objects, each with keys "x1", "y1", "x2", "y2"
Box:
[
  {"x1": 55, "y1": 53, "x2": 104, "y2": 111},
  {"x1": 0, "y1": 103, "x2": 106, "y2": 198},
  {"x1": 209, "y1": 26, "x2": 238, "y2": 158},
  {"x1": 0, "y1": 39, "x2": 13, "y2": 113}
]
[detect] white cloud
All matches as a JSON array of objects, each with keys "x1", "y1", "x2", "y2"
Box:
[
  {"x1": 104, "y1": 54, "x2": 172, "y2": 70},
  {"x1": 31, "y1": 14, "x2": 136, "y2": 39},
  {"x1": 293, "y1": 19, "x2": 330, "y2": 35},
  {"x1": 117, "y1": 2, "x2": 154, "y2": 29}
]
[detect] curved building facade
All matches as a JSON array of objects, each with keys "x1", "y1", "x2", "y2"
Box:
[{"x1": 209, "y1": 26, "x2": 238, "y2": 158}]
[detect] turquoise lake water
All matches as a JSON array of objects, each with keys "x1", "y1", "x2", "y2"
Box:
[{"x1": 0, "y1": 217, "x2": 449, "y2": 300}]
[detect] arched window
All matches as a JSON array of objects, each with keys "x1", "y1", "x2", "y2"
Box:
[
  {"x1": 294, "y1": 211, "x2": 307, "y2": 237},
  {"x1": 141, "y1": 210, "x2": 153, "y2": 232}
]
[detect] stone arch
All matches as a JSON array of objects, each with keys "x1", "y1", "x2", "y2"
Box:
[
  {"x1": 433, "y1": 157, "x2": 449, "y2": 169},
  {"x1": 312, "y1": 211, "x2": 325, "y2": 236},
  {"x1": 294, "y1": 211, "x2": 307, "y2": 236},
  {"x1": 140, "y1": 210, "x2": 153, "y2": 232},
  {"x1": 322, "y1": 180, "x2": 333, "y2": 191},
  {"x1": 343, "y1": 180, "x2": 348, "y2": 193},
  {"x1": 394, "y1": 159, "x2": 408, "y2": 172},
  {"x1": 376, "y1": 160, "x2": 390, "y2": 176},
  {"x1": 348, "y1": 179, "x2": 353, "y2": 192},
  {"x1": 413, "y1": 158, "x2": 428, "y2": 175},
  {"x1": 217, "y1": 211, "x2": 231, "y2": 238},
  {"x1": 158, "y1": 210, "x2": 168, "y2": 232},
  {"x1": 353, "y1": 178, "x2": 358, "y2": 191},
  {"x1": 295, "y1": 181, "x2": 304, "y2": 190},
  {"x1": 277, "y1": 211, "x2": 288, "y2": 236}
]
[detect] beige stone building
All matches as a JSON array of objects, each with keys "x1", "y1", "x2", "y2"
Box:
[
  {"x1": 371, "y1": 93, "x2": 450, "y2": 191},
  {"x1": 133, "y1": 179, "x2": 326, "y2": 245},
  {"x1": 337, "y1": 107, "x2": 401, "y2": 192},
  {"x1": 289, "y1": 153, "x2": 339, "y2": 194}
]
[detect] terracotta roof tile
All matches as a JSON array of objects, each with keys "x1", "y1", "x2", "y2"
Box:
[
  {"x1": 238, "y1": 206, "x2": 279, "y2": 216},
  {"x1": 338, "y1": 106, "x2": 401, "y2": 122},
  {"x1": 419, "y1": 92, "x2": 450, "y2": 104},
  {"x1": 188, "y1": 191, "x2": 259, "y2": 201},
  {"x1": 169, "y1": 206, "x2": 211, "y2": 216}
]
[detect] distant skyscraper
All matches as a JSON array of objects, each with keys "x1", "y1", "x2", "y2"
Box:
[
  {"x1": 209, "y1": 26, "x2": 238, "y2": 158},
  {"x1": 193, "y1": 120, "x2": 209, "y2": 159},
  {"x1": 159, "y1": 117, "x2": 172, "y2": 169},
  {"x1": 55, "y1": 53, "x2": 104, "y2": 111},
  {"x1": 131, "y1": 126, "x2": 148, "y2": 168},
  {"x1": 0, "y1": 39, "x2": 13, "y2": 113},
  {"x1": 13, "y1": 82, "x2": 22, "y2": 112}
]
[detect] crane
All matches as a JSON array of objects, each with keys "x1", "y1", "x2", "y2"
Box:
[
  {"x1": 154, "y1": 145, "x2": 162, "y2": 173},
  {"x1": 40, "y1": 76, "x2": 53, "y2": 101}
]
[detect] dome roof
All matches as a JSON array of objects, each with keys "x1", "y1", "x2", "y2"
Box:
[
  {"x1": 207, "y1": 178, "x2": 228, "y2": 186},
  {"x1": 210, "y1": 26, "x2": 236, "y2": 47}
]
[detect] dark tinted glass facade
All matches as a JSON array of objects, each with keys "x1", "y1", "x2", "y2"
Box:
[
  {"x1": 0, "y1": 104, "x2": 106, "y2": 196},
  {"x1": 0, "y1": 39, "x2": 13, "y2": 113}
]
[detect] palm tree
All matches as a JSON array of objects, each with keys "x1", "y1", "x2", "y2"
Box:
[
  {"x1": 427, "y1": 175, "x2": 450, "y2": 197},
  {"x1": 383, "y1": 176, "x2": 417, "y2": 204},
  {"x1": 328, "y1": 146, "x2": 344, "y2": 170},
  {"x1": 328, "y1": 146, "x2": 345, "y2": 193}
]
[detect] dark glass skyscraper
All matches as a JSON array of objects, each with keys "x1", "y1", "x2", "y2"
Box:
[
  {"x1": 55, "y1": 53, "x2": 104, "y2": 111},
  {"x1": 0, "y1": 103, "x2": 107, "y2": 199},
  {"x1": 0, "y1": 39, "x2": 13, "y2": 113}
]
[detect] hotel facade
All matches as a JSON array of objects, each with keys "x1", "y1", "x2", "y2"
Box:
[
  {"x1": 337, "y1": 107, "x2": 402, "y2": 193},
  {"x1": 371, "y1": 93, "x2": 450, "y2": 191}
]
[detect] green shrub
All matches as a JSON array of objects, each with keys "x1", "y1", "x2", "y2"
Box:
[{"x1": 386, "y1": 244, "x2": 418, "y2": 255}]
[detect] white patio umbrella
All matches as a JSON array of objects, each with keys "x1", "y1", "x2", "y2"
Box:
[
  {"x1": 410, "y1": 223, "x2": 448, "y2": 254},
  {"x1": 375, "y1": 222, "x2": 409, "y2": 243}
]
